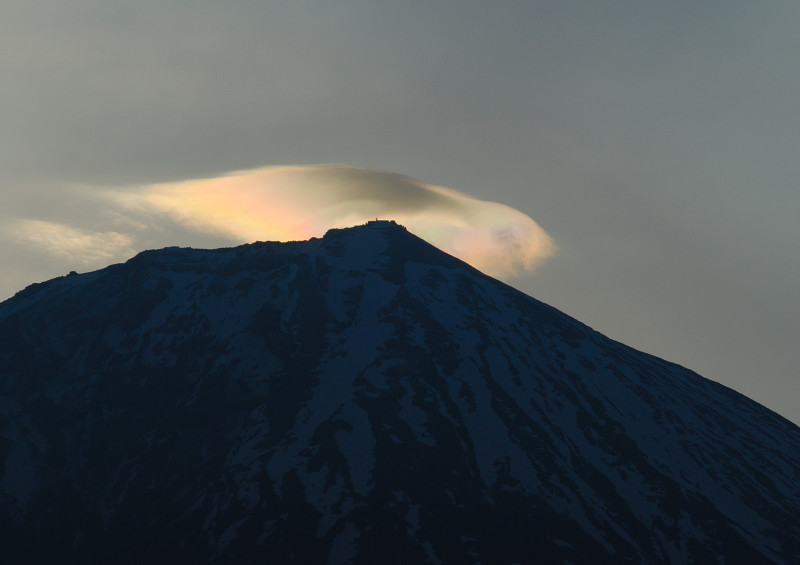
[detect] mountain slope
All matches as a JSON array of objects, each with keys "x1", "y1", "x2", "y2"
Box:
[{"x1": 1, "y1": 220, "x2": 798, "y2": 563}]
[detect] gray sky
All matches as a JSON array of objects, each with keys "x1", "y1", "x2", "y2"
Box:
[{"x1": 2, "y1": 1, "x2": 798, "y2": 425}]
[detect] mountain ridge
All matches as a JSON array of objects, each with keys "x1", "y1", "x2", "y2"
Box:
[{"x1": 1, "y1": 220, "x2": 798, "y2": 563}]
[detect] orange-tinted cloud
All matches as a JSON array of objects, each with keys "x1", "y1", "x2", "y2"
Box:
[{"x1": 116, "y1": 165, "x2": 554, "y2": 278}]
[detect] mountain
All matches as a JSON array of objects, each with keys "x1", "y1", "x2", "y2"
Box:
[{"x1": 1, "y1": 220, "x2": 798, "y2": 564}]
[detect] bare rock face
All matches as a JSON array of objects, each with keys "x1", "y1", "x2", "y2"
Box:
[{"x1": 1, "y1": 221, "x2": 799, "y2": 564}]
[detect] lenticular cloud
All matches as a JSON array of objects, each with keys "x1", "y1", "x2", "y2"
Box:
[{"x1": 123, "y1": 165, "x2": 554, "y2": 278}]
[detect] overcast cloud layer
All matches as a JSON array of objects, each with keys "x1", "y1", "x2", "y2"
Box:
[{"x1": 1, "y1": 1, "x2": 798, "y2": 424}]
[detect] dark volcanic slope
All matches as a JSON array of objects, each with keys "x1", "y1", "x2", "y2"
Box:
[{"x1": 1, "y1": 221, "x2": 799, "y2": 564}]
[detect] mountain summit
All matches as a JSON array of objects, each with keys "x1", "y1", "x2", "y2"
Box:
[{"x1": 1, "y1": 220, "x2": 799, "y2": 563}]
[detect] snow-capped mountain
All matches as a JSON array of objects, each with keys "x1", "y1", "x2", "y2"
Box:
[{"x1": 1, "y1": 220, "x2": 798, "y2": 564}]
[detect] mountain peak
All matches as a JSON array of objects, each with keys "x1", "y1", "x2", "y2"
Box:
[
  {"x1": 1, "y1": 222, "x2": 799, "y2": 563},
  {"x1": 319, "y1": 218, "x2": 411, "y2": 253}
]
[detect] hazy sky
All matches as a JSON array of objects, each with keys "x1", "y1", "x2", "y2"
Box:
[{"x1": 2, "y1": 2, "x2": 798, "y2": 425}]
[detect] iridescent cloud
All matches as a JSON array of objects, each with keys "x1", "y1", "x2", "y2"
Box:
[{"x1": 116, "y1": 165, "x2": 554, "y2": 278}]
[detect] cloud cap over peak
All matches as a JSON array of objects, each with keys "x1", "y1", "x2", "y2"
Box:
[{"x1": 120, "y1": 165, "x2": 554, "y2": 278}]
